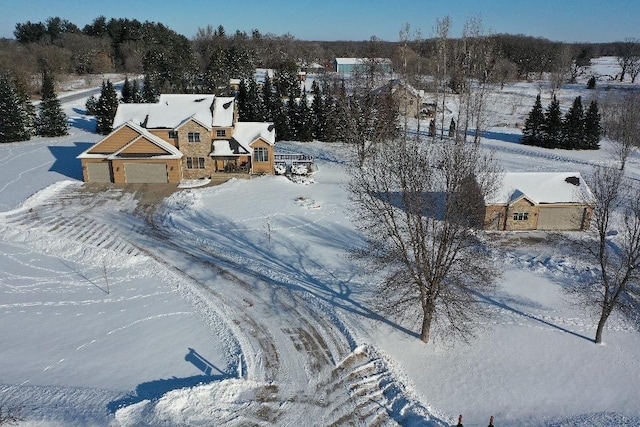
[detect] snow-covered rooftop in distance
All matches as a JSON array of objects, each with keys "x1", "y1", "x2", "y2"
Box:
[
  {"x1": 212, "y1": 97, "x2": 235, "y2": 127},
  {"x1": 488, "y1": 172, "x2": 593, "y2": 205},
  {"x1": 335, "y1": 57, "x2": 392, "y2": 65},
  {"x1": 233, "y1": 122, "x2": 276, "y2": 150},
  {"x1": 112, "y1": 94, "x2": 216, "y2": 129}
]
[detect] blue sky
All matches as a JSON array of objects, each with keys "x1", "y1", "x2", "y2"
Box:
[{"x1": 1, "y1": 0, "x2": 638, "y2": 42}]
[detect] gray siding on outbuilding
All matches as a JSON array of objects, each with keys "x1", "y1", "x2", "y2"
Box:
[{"x1": 537, "y1": 206, "x2": 587, "y2": 230}]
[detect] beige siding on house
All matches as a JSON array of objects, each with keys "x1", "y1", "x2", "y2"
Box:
[
  {"x1": 88, "y1": 127, "x2": 139, "y2": 154},
  {"x1": 250, "y1": 139, "x2": 274, "y2": 175},
  {"x1": 149, "y1": 129, "x2": 178, "y2": 146},
  {"x1": 120, "y1": 137, "x2": 172, "y2": 155}
]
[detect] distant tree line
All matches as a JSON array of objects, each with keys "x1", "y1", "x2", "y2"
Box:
[
  {"x1": 4, "y1": 15, "x2": 640, "y2": 98},
  {"x1": 522, "y1": 94, "x2": 601, "y2": 150}
]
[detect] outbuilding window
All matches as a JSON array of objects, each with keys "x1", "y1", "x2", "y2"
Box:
[
  {"x1": 216, "y1": 129, "x2": 226, "y2": 137},
  {"x1": 513, "y1": 212, "x2": 529, "y2": 221}
]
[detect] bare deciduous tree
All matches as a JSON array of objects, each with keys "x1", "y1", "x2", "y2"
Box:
[
  {"x1": 349, "y1": 138, "x2": 501, "y2": 343},
  {"x1": 578, "y1": 165, "x2": 640, "y2": 344},
  {"x1": 616, "y1": 38, "x2": 640, "y2": 82},
  {"x1": 603, "y1": 92, "x2": 640, "y2": 171},
  {"x1": 434, "y1": 16, "x2": 451, "y2": 141}
]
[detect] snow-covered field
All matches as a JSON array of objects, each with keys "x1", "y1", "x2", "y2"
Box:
[{"x1": 1, "y1": 59, "x2": 640, "y2": 426}]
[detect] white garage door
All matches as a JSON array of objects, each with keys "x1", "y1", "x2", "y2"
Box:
[
  {"x1": 538, "y1": 206, "x2": 586, "y2": 230},
  {"x1": 124, "y1": 163, "x2": 168, "y2": 183},
  {"x1": 87, "y1": 162, "x2": 112, "y2": 183}
]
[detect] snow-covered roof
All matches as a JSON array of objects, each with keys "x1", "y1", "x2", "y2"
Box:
[
  {"x1": 335, "y1": 57, "x2": 392, "y2": 65},
  {"x1": 212, "y1": 97, "x2": 235, "y2": 127},
  {"x1": 487, "y1": 172, "x2": 593, "y2": 205},
  {"x1": 112, "y1": 95, "x2": 216, "y2": 129},
  {"x1": 210, "y1": 140, "x2": 249, "y2": 157},
  {"x1": 233, "y1": 122, "x2": 276, "y2": 151}
]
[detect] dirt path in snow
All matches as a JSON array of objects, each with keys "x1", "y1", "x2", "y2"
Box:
[{"x1": 1, "y1": 184, "x2": 446, "y2": 426}]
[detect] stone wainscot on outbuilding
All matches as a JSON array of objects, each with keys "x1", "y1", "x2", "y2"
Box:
[{"x1": 484, "y1": 172, "x2": 594, "y2": 231}]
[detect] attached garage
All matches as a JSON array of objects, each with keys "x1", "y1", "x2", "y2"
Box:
[
  {"x1": 537, "y1": 206, "x2": 588, "y2": 231},
  {"x1": 86, "y1": 162, "x2": 112, "y2": 183},
  {"x1": 124, "y1": 163, "x2": 168, "y2": 183}
]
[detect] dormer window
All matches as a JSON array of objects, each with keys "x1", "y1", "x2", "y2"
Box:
[
  {"x1": 188, "y1": 132, "x2": 201, "y2": 142},
  {"x1": 168, "y1": 131, "x2": 178, "y2": 139},
  {"x1": 216, "y1": 129, "x2": 226, "y2": 137}
]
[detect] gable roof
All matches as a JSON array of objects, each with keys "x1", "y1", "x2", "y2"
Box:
[
  {"x1": 78, "y1": 121, "x2": 182, "y2": 160},
  {"x1": 212, "y1": 97, "x2": 236, "y2": 127},
  {"x1": 232, "y1": 122, "x2": 276, "y2": 153},
  {"x1": 112, "y1": 95, "x2": 216, "y2": 129},
  {"x1": 487, "y1": 172, "x2": 594, "y2": 206},
  {"x1": 335, "y1": 57, "x2": 392, "y2": 65}
]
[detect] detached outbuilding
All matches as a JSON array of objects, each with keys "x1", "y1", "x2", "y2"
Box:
[{"x1": 484, "y1": 172, "x2": 594, "y2": 231}]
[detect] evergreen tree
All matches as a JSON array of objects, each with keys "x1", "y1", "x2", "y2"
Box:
[
  {"x1": 237, "y1": 79, "x2": 250, "y2": 121},
  {"x1": 587, "y1": 76, "x2": 596, "y2": 89},
  {"x1": 297, "y1": 89, "x2": 314, "y2": 141},
  {"x1": 273, "y1": 86, "x2": 290, "y2": 141},
  {"x1": 247, "y1": 78, "x2": 262, "y2": 121},
  {"x1": 582, "y1": 100, "x2": 601, "y2": 150},
  {"x1": 522, "y1": 94, "x2": 545, "y2": 146},
  {"x1": 141, "y1": 74, "x2": 157, "y2": 103},
  {"x1": 14, "y1": 77, "x2": 36, "y2": 136},
  {"x1": 95, "y1": 80, "x2": 119, "y2": 134},
  {"x1": 0, "y1": 73, "x2": 31, "y2": 143},
  {"x1": 561, "y1": 96, "x2": 584, "y2": 150},
  {"x1": 332, "y1": 79, "x2": 349, "y2": 142},
  {"x1": 131, "y1": 79, "x2": 142, "y2": 103},
  {"x1": 85, "y1": 95, "x2": 98, "y2": 115},
  {"x1": 262, "y1": 73, "x2": 275, "y2": 122},
  {"x1": 36, "y1": 70, "x2": 68, "y2": 137},
  {"x1": 311, "y1": 80, "x2": 326, "y2": 141},
  {"x1": 121, "y1": 76, "x2": 132, "y2": 103},
  {"x1": 542, "y1": 95, "x2": 562, "y2": 148},
  {"x1": 287, "y1": 88, "x2": 300, "y2": 140}
]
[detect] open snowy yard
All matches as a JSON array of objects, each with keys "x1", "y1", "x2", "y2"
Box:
[{"x1": 1, "y1": 70, "x2": 640, "y2": 426}]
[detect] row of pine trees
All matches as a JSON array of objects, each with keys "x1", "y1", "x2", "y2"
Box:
[
  {"x1": 87, "y1": 73, "x2": 389, "y2": 144},
  {"x1": 522, "y1": 94, "x2": 601, "y2": 150},
  {"x1": 0, "y1": 71, "x2": 68, "y2": 143}
]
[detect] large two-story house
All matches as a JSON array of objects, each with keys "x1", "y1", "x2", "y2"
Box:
[{"x1": 78, "y1": 94, "x2": 275, "y2": 184}]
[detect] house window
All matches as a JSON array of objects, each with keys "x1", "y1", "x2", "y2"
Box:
[
  {"x1": 216, "y1": 129, "x2": 226, "y2": 137},
  {"x1": 254, "y1": 147, "x2": 269, "y2": 163},
  {"x1": 188, "y1": 132, "x2": 201, "y2": 142},
  {"x1": 186, "y1": 157, "x2": 206, "y2": 169},
  {"x1": 513, "y1": 212, "x2": 529, "y2": 221},
  {"x1": 168, "y1": 131, "x2": 178, "y2": 139}
]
